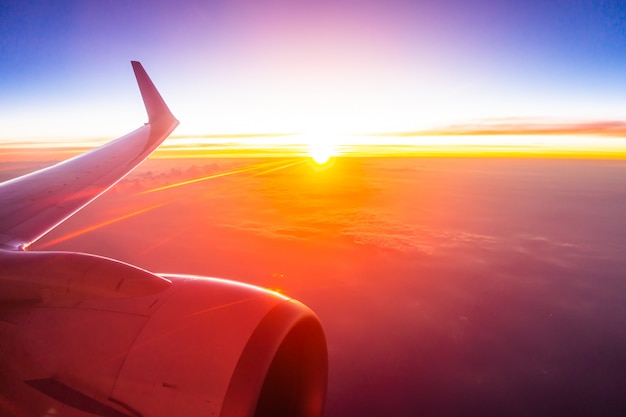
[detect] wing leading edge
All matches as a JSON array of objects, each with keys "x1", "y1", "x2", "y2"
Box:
[{"x1": 0, "y1": 61, "x2": 179, "y2": 250}]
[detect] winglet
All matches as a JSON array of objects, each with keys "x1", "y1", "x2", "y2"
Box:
[{"x1": 132, "y1": 61, "x2": 178, "y2": 127}]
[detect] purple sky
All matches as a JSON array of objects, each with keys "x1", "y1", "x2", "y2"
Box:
[{"x1": 2, "y1": 0, "x2": 626, "y2": 141}]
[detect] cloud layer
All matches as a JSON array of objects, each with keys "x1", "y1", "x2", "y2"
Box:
[{"x1": 28, "y1": 156, "x2": 626, "y2": 417}]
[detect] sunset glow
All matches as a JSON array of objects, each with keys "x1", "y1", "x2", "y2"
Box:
[
  {"x1": 2, "y1": 1, "x2": 626, "y2": 416},
  {"x1": 2, "y1": 1, "x2": 626, "y2": 157},
  {"x1": 307, "y1": 135, "x2": 338, "y2": 164}
]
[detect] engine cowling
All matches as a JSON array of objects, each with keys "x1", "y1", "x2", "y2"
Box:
[
  {"x1": 0, "y1": 251, "x2": 327, "y2": 417},
  {"x1": 113, "y1": 274, "x2": 328, "y2": 417}
]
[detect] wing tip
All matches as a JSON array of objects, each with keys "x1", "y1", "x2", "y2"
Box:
[{"x1": 131, "y1": 61, "x2": 178, "y2": 127}]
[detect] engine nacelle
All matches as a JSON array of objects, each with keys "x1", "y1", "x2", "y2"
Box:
[
  {"x1": 113, "y1": 274, "x2": 328, "y2": 417},
  {"x1": 0, "y1": 252, "x2": 327, "y2": 417}
]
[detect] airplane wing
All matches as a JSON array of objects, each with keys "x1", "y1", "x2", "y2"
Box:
[
  {"x1": 0, "y1": 61, "x2": 179, "y2": 250},
  {"x1": 0, "y1": 62, "x2": 327, "y2": 417}
]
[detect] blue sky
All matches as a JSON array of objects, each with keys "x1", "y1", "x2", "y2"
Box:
[{"x1": 2, "y1": 0, "x2": 626, "y2": 142}]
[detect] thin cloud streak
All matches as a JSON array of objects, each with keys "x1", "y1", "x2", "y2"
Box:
[{"x1": 373, "y1": 120, "x2": 626, "y2": 137}]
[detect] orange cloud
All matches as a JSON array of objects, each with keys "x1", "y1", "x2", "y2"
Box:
[{"x1": 376, "y1": 120, "x2": 626, "y2": 137}]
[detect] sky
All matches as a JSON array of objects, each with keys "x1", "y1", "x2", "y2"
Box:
[
  {"x1": 1, "y1": 2, "x2": 626, "y2": 415},
  {"x1": 2, "y1": 0, "x2": 626, "y2": 156}
]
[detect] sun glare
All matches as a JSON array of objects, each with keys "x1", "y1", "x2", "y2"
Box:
[{"x1": 307, "y1": 138, "x2": 337, "y2": 165}]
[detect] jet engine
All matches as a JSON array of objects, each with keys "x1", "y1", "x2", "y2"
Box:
[{"x1": 0, "y1": 250, "x2": 328, "y2": 417}]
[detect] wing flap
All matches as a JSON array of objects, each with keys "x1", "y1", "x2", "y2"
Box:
[{"x1": 0, "y1": 62, "x2": 179, "y2": 249}]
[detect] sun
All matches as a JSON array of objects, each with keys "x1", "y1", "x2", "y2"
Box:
[{"x1": 307, "y1": 140, "x2": 337, "y2": 165}]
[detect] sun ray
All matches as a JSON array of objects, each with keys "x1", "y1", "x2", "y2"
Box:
[
  {"x1": 250, "y1": 160, "x2": 306, "y2": 177},
  {"x1": 37, "y1": 203, "x2": 166, "y2": 248},
  {"x1": 140, "y1": 159, "x2": 301, "y2": 194}
]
